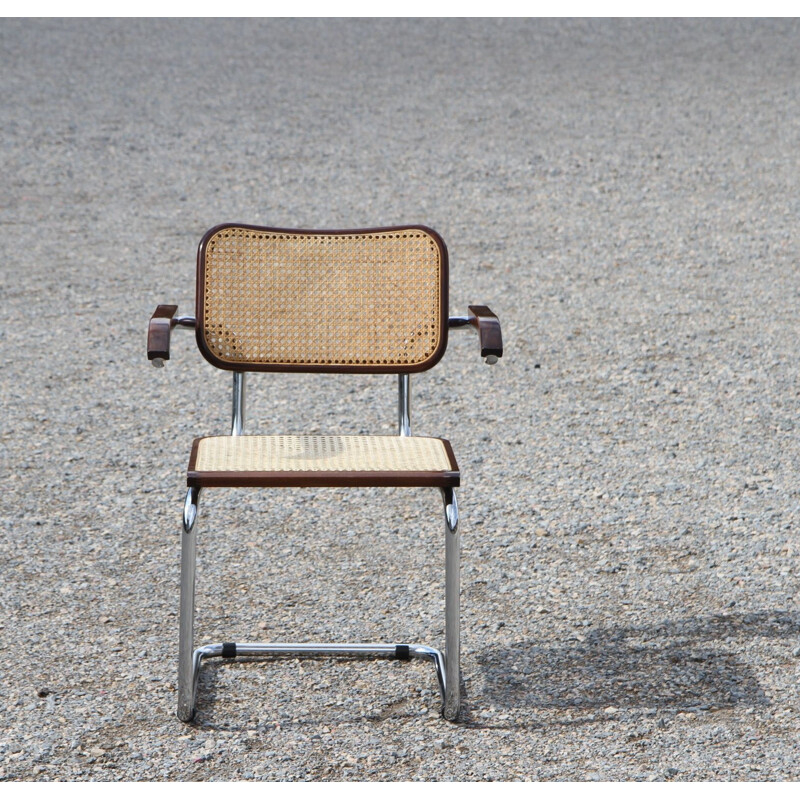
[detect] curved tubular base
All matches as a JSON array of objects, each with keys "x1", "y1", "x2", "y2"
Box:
[
  {"x1": 176, "y1": 488, "x2": 461, "y2": 724},
  {"x1": 182, "y1": 641, "x2": 448, "y2": 721}
]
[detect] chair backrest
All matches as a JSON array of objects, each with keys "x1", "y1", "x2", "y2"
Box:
[{"x1": 196, "y1": 224, "x2": 449, "y2": 373}]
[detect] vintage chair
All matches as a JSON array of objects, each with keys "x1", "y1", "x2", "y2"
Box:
[{"x1": 148, "y1": 224, "x2": 502, "y2": 722}]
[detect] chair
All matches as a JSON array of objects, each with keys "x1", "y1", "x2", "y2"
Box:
[{"x1": 148, "y1": 224, "x2": 503, "y2": 722}]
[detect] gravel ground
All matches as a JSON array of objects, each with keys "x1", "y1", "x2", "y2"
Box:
[{"x1": 2, "y1": 18, "x2": 800, "y2": 781}]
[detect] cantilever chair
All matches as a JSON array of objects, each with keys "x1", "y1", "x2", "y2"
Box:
[{"x1": 148, "y1": 224, "x2": 502, "y2": 722}]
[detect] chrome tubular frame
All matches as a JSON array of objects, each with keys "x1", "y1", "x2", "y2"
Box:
[
  {"x1": 398, "y1": 374, "x2": 411, "y2": 436},
  {"x1": 175, "y1": 487, "x2": 461, "y2": 723},
  {"x1": 178, "y1": 486, "x2": 201, "y2": 722},
  {"x1": 441, "y1": 486, "x2": 460, "y2": 720},
  {"x1": 231, "y1": 372, "x2": 246, "y2": 436}
]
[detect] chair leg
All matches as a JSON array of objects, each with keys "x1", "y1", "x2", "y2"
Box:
[
  {"x1": 177, "y1": 486, "x2": 200, "y2": 722},
  {"x1": 441, "y1": 487, "x2": 460, "y2": 721}
]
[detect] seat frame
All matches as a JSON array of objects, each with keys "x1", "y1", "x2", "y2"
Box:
[{"x1": 148, "y1": 228, "x2": 502, "y2": 723}]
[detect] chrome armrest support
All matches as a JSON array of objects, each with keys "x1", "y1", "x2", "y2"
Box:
[
  {"x1": 148, "y1": 306, "x2": 197, "y2": 367},
  {"x1": 448, "y1": 306, "x2": 503, "y2": 364}
]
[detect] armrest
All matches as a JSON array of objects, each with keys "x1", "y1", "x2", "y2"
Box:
[
  {"x1": 148, "y1": 306, "x2": 196, "y2": 367},
  {"x1": 468, "y1": 305, "x2": 503, "y2": 362},
  {"x1": 449, "y1": 305, "x2": 503, "y2": 364},
  {"x1": 148, "y1": 305, "x2": 177, "y2": 366}
]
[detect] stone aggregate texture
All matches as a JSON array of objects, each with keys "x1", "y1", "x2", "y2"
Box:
[{"x1": 1, "y1": 17, "x2": 800, "y2": 781}]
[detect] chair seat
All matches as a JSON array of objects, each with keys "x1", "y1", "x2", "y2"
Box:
[{"x1": 188, "y1": 434, "x2": 460, "y2": 488}]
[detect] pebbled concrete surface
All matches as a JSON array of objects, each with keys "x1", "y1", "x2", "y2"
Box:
[{"x1": 2, "y1": 18, "x2": 800, "y2": 780}]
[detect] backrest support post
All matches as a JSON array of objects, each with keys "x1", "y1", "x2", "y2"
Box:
[
  {"x1": 231, "y1": 372, "x2": 246, "y2": 436},
  {"x1": 398, "y1": 374, "x2": 411, "y2": 436}
]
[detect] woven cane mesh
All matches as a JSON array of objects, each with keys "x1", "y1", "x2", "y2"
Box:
[
  {"x1": 200, "y1": 227, "x2": 444, "y2": 370},
  {"x1": 194, "y1": 435, "x2": 454, "y2": 474}
]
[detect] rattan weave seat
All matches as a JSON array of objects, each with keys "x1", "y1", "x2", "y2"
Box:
[
  {"x1": 148, "y1": 223, "x2": 502, "y2": 724},
  {"x1": 188, "y1": 434, "x2": 459, "y2": 488}
]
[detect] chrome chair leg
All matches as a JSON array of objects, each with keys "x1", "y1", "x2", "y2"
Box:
[
  {"x1": 441, "y1": 486, "x2": 460, "y2": 721},
  {"x1": 177, "y1": 486, "x2": 200, "y2": 722}
]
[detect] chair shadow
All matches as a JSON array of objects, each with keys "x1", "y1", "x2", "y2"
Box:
[
  {"x1": 184, "y1": 611, "x2": 798, "y2": 731},
  {"x1": 474, "y1": 610, "x2": 799, "y2": 721}
]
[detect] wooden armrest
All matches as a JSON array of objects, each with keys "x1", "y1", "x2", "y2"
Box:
[
  {"x1": 467, "y1": 305, "x2": 503, "y2": 362},
  {"x1": 148, "y1": 305, "x2": 178, "y2": 365}
]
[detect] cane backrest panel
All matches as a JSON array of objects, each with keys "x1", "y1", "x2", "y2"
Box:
[{"x1": 196, "y1": 225, "x2": 448, "y2": 373}]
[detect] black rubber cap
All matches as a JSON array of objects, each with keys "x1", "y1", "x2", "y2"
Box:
[
  {"x1": 395, "y1": 644, "x2": 410, "y2": 661},
  {"x1": 221, "y1": 642, "x2": 237, "y2": 658}
]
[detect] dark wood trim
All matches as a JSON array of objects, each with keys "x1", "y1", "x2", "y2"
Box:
[
  {"x1": 440, "y1": 437, "x2": 460, "y2": 476},
  {"x1": 467, "y1": 305, "x2": 503, "y2": 359},
  {"x1": 195, "y1": 224, "x2": 449, "y2": 374},
  {"x1": 187, "y1": 437, "x2": 201, "y2": 473},
  {"x1": 148, "y1": 304, "x2": 178, "y2": 361},
  {"x1": 187, "y1": 470, "x2": 460, "y2": 489}
]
